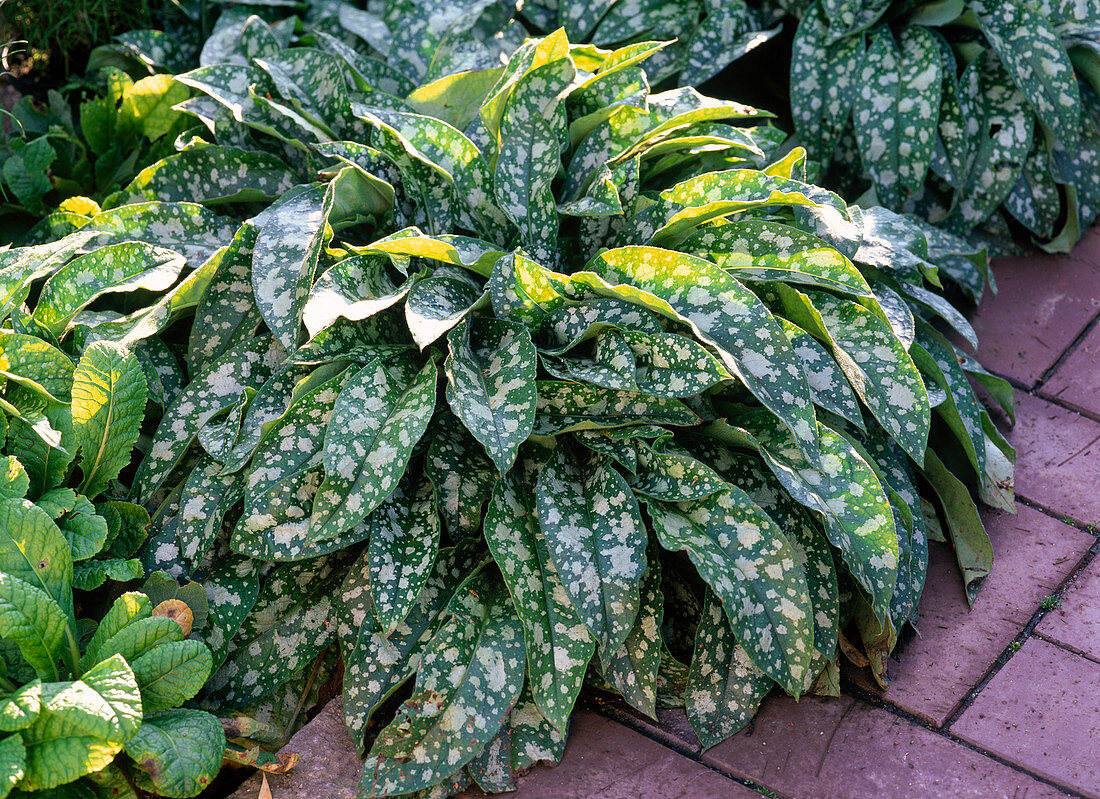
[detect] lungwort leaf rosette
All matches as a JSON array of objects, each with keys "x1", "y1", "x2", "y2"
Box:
[{"x1": 2, "y1": 12, "x2": 1012, "y2": 798}]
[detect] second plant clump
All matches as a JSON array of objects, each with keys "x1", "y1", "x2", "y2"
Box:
[{"x1": 0, "y1": 6, "x2": 1017, "y2": 799}]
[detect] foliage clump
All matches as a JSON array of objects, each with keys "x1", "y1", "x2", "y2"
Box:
[{"x1": 0, "y1": 2, "x2": 1022, "y2": 797}]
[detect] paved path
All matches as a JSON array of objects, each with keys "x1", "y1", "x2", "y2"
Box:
[{"x1": 234, "y1": 228, "x2": 1100, "y2": 799}]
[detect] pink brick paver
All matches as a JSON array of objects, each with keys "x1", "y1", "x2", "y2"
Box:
[
  {"x1": 700, "y1": 694, "x2": 1070, "y2": 799},
  {"x1": 1007, "y1": 392, "x2": 1100, "y2": 525},
  {"x1": 849, "y1": 507, "x2": 1093, "y2": 725},
  {"x1": 1041, "y1": 320, "x2": 1100, "y2": 420},
  {"x1": 1036, "y1": 556, "x2": 1100, "y2": 662},
  {"x1": 460, "y1": 711, "x2": 759, "y2": 799},
  {"x1": 953, "y1": 637, "x2": 1100, "y2": 798},
  {"x1": 968, "y1": 237, "x2": 1100, "y2": 387}
]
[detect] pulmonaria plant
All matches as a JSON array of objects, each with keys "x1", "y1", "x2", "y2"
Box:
[
  {"x1": 1, "y1": 9, "x2": 1015, "y2": 799},
  {"x1": 783, "y1": 0, "x2": 1100, "y2": 251}
]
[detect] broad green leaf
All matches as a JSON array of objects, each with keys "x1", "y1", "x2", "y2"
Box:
[
  {"x1": 83, "y1": 592, "x2": 153, "y2": 668},
  {"x1": 1, "y1": 459, "x2": 28, "y2": 501},
  {"x1": 20, "y1": 654, "x2": 142, "y2": 791},
  {"x1": 84, "y1": 616, "x2": 184, "y2": 673},
  {"x1": 485, "y1": 458, "x2": 594, "y2": 733},
  {"x1": 70, "y1": 343, "x2": 147, "y2": 498},
  {"x1": 686, "y1": 589, "x2": 771, "y2": 749},
  {"x1": 0, "y1": 733, "x2": 24, "y2": 797},
  {"x1": 130, "y1": 639, "x2": 213, "y2": 712},
  {"x1": 201, "y1": 558, "x2": 261, "y2": 672},
  {"x1": 0, "y1": 680, "x2": 40, "y2": 732},
  {"x1": 120, "y1": 74, "x2": 188, "y2": 141},
  {"x1": 0, "y1": 573, "x2": 68, "y2": 681},
  {"x1": 57, "y1": 497, "x2": 109, "y2": 562},
  {"x1": 367, "y1": 474, "x2": 441, "y2": 636},
  {"x1": 445, "y1": 317, "x2": 537, "y2": 473},
  {"x1": 971, "y1": 0, "x2": 1080, "y2": 145},
  {"x1": 535, "y1": 447, "x2": 647, "y2": 655},
  {"x1": 508, "y1": 682, "x2": 566, "y2": 772},
  {"x1": 175, "y1": 459, "x2": 244, "y2": 570},
  {"x1": 778, "y1": 319, "x2": 865, "y2": 431},
  {"x1": 581, "y1": 246, "x2": 820, "y2": 463},
  {"x1": 310, "y1": 358, "x2": 436, "y2": 542},
  {"x1": 646, "y1": 487, "x2": 814, "y2": 693},
  {"x1": 361, "y1": 577, "x2": 524, "y2": 796},
  {"x1": 72, "y1": 558, "x2": 144, "y2": 591},
  {"x1": 252, "y1": 183, "x2": 333, "y2": 351},
  {"x1": 533, "y1": 381, "x2": 698, "y2": 435},
  {"x1": 124, "y1": 709, "x2": 224, "y2": 798},
  {"x1": 0, "y1": 333, "x2": 74, "y2": 403},
  {"x1": 0, "y1": 498, "x2": 74, "y2": 624},
  {"x1": 356, "y1": 228, "x2": 506, "y2": 278},
  {"x1": 2, "y1": 138, "x2": 53, "y2": 215},
  {"x1": 33, "y1": 242, "x2": 185, "y2": 335},
  {"x1": 922, "y1": 450, "x2": 992, "y2": 605},
  {"x1": 682, "y1": 3, "x2": 777, "y2": 86}
]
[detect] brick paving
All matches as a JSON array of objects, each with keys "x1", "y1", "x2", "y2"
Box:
[{"x1": 238, "y1": 231, "x2": 1100, "y2": 799}]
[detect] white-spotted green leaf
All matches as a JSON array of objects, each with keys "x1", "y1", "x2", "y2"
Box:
[
  {"x1": 445, "y1": 317, "x2": 537, "y2": 473},
  {"x1": 646, "y1": 487, "x2": 814, "y2": 694},
  {"x1": 485, "y1": 456, "x2": 594, "y2": 733},
  {"x1": 120, "y1": 145, "x2": 298, "y2": 205},
  {"x1": 19, "y1": 654, "x2": 142, "y2": 791},
  {"x1": 405, "y1": 267, "x2": 485, "y2": 349},
  {"x1": 685, "y1": 588, "x2": 772, "y2": 749},
  {"x1": 176, "y1": 458, "x2": 245, "y2": 570},
  {"x1": 716, "y1": 410, "x2": 898, "y2": 623},
  {"x1": 367, "y1": 473, "x2": 441, "y2": 636},
  {"x1": 310, "y1": 358, "x2": 436, "y2": 542},
  {"x1": 71, "y1": 343, "x2": 147, "y2": 499},
  {"x1": 581, "y1": 246, "x2": 820, "y2": 464},
  {"x1": 621, "y1": 329, "x2": 732, "y2": 398},
  {"x1": 778, "y1": 319, "x2": 865, "y2": 431},
  {"x1": 508, "y1": 682, "x2": 566, "y2": 772},
  {"x1": 187, "y1": 222, "x2": 261, "y2": 369},
  {"x1": 85, "y1": 201, "x2": 237, "y2": 269},
  {"x1": 252, "y1": 183, "x2": 333, "y2": 351},
  {"x1": 124, "y1": 709, "x2": 224, "y2": 798},
  {"x1": 304, "y1": 254, "x2": 411, "y2": 339},
  {"x1": 424, "y1": 411, "x2": 497, "y2": 542},
  {"x1": 789, "y1": 5, "x2": 864, "y2": 161},
  {"x1": 535, "y1": 446, "x2": 647, "y2": 655},
  {"x1": 763, "y1": 284, "x2": 930, "y2": 462},
  {"x1": 971, "y1": 0, "x2": 1080, "y2": 145},
  {"x1": 852, "y1": 26, "x2": 942, "y2": 209},
  {"x1": 338, "y1": 545, "x2": 480, "y2": 753},
  {"x1": 533, "y1": 380, "x2": 699, "y2": 435},
  {"x1": 33, "y1": 242, "x2": 185, "y2": 335},
  {"x1": 360, "y1": 576, "x2": 524, "y2": 797},
  {"x1": 596, "y1": 545, "x2": 663, "y2": 719},
  {"x1": 132, "y1": 336, "x2": 278, "y2": 503}
]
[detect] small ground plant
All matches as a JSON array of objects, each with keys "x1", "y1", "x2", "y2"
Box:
[{"x1": 0, "y1": 3, "x2": 1018, "y2": 797}]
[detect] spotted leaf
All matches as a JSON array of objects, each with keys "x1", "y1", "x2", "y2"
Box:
[
  {"x1": 310, "y1": 358, "x2": 436, "y2": 542},
  {"x1": 535, "y1": 446, "x2": 647, "y2": 655},
  {"x1": 445, "y1": 317, "x2": 537, "y2": 473}
]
